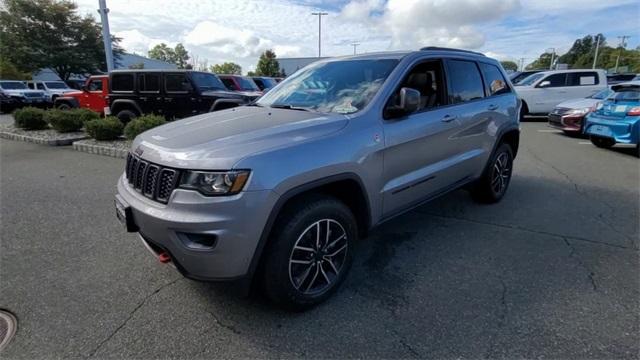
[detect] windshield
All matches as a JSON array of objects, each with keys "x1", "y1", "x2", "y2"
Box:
[
  {"x1": 238, "y1": 77, "x2": 259, "y2": 91},
  {"x1": 45, "y1": 82, "x2": 69, "y2": 89},
  {"x1": 257, "y1": 59, "x2": 399, "y2": 114},
  {"x1": 515, "y1": 73, "x2": 545, "y2": 86},
  {"x1": 590, "y1": 88, "x2": 613, "y2": 99},
  {"x1": 610, "y1": 88, "x2": 640, "y2": 102},
  {"x1": 260, "y1": 77, "x2": 278, "y2": 88},
  {"x1": 0, "y1": 81, "x2": 27, "y2": 90},
  {"x1": 191, "y1": 72, "x2": 225, "y2": 91}
]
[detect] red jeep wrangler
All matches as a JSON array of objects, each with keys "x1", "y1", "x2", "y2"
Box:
[{"x1": 54, "y1": 75, "x2": 109, "y2": 115}]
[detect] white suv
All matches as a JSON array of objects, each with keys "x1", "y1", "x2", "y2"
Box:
[
  {"x1": 515, "y1": 69, "x2": 607, "y2": 116},
  {"x1": 26, "y1": 81, "x2": 73, "y2": 103}
]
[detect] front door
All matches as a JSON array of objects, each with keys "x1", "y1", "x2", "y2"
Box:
[
  {"x1": 381, "y1": 59, "x2": 465, "y2": 216},
  {"x1": 81, "y1": 78, "x2": 105, "y2": 112},
  {"x1": 164, "y1": 73, "x2": 197, "y2": 119},
  {"x1": 137, "y1": 73, "x2": 163, "y2": 116}
]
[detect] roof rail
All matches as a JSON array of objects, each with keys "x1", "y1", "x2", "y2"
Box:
[{"x1": 419, "y1": 46, "x2": 486, "y2": 57}]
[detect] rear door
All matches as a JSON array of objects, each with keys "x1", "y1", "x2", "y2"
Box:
[
  {"x1": 163, "y1": 72, "x2": 197, "y2": 119},
  {"x1": 137, "y1": 73, "x2": 163, "y2": 116},
  {"x1": 566, "y1": 71, "x2": 603, "y2": 98}
]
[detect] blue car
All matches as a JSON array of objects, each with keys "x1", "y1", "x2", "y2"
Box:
[{"x1": 584, "y1": 81, "x2": 640, "y2": 157}]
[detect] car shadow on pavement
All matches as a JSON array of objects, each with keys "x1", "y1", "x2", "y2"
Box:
[{"x1": 180, "y1": 174, "x2": 638, "y2": 358}]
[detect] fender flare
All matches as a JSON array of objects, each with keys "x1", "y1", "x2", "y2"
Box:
[
  {"x1": 209, "y1": 99, "x2": 244, "y2": 112},
  {"x1": 111, "y1": 99, "x2": 143, "y2": 115},
  {"x1": 245, "y1": 172, "x2": 372, "y2": 281},
  {"x1": 53, "y1": 97, "x2": 79, "y2": 108}
]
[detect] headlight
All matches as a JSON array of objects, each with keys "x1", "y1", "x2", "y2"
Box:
[
  {"x1": 179, "y1": 170, "x2": 250, "y2": 196},
  {"x1": 565, "y1": 107, "x2": 591, "y2": 115}
]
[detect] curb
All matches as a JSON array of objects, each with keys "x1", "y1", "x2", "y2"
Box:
[
  {"x1": 0, "y1": 131, "x2": 87, "y2": 146},
  {"x1": 72, "y1": 141, "x2": 128, "y2": 159}
]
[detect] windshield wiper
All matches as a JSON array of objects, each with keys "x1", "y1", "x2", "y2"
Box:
[{"x1": 270, "y1": 104, "x2": 311, "y2": 112}]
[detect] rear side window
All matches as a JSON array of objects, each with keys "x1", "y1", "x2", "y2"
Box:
[
  {"x1": 111, "y1": 74, "x2": 134, "y2": 92},
  {"x1": 138, "y1": 73, "x2": 160, "y2": 92},
  {"x1": 479, "y1": 63, "x2": 510, "y2": 96},
  {"x1": 165, "y1": 73, "x2": 189, "y2": 93},
  {"x1": 540, "y1": 73, "x2": 566, "y2": 87},
  {"x1": 567, "y1": 72, "x2": 599, "y2": 86},
  {"x1": 446, "y1": 59, "x2": 485, "y2": 104}
]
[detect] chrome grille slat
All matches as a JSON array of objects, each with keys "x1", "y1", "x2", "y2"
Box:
[{"x1": 124, "y1": 153, "x2": 180, "y2": 204}]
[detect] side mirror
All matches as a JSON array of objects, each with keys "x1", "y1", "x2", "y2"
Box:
[
  {"x1": 398, "y1": 87, "x2": 421, "y2": 114},
  {"x1": 537, "y1": 80, "x2": 551, "y2": 88}
]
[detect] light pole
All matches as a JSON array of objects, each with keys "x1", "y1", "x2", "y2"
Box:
[
  {"x1": 592, "y1": 34, "x2": 601, "y2": 69},
  {"x1": 97, "y1": 0, "x2": 114, "y2": 72},
  {"x1": 614, "y1": 35, "x2": 631, "y2": 73},
  {"x1": 351, "y1": 42, "x2": 360, "y2": 55},
  {"x1": 546, "y1": 48, "x2": 556, "y2": 70},
  {"x1": 311, "y1": 12, "x2": 328, "y2": 57}
]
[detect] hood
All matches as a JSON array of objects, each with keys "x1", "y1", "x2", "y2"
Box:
[
  {"x1": 555, "y1": 97, "x2": 600, "y2": 110},
  {"x1": 133, "y1": 106, "x2": 348, "y2": 169}
]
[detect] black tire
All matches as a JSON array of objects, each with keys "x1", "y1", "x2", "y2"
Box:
[
  {"x1": 590, "y1": 136, "x2": 615, "y2": 149},
  {"x1": 116, "y1": 109, "x2": 137, "y2": 123},
  {"x1": 263, "y1": 195, "x2": 357, "y2": 311},
  {"x1": 56, "y1": 102, "x2": 72, "y2": 110},
  {"x1": 471, "y1": 143, "x2": 514, "y2": 204},
  {"x1": 519, "y1": 102, "x2": 528, "y2": 121},
  {"x1": 635, "y1": 143, "x2": 639, "y2": 158}
]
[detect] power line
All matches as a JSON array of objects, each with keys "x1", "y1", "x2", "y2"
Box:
[{"x1": 311, "y1": 12, "x2": 328, "y2": 58}]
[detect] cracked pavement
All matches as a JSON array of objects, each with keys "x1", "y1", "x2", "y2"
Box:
[{"x1": 1, "y1": 120, "x2": 638, "y2": 359}]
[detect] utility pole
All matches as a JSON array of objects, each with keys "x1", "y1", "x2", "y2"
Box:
[
  {"x1": 592, "y1": 34, "x2": 601, "y2": 69},
  {"x1": 614, "y1": 35, "x2": 630, "y2": 73},
  {"x1": 311, "y1": 12, "x2": 328, "y2": 57},
  {"x1": 97, "y1": 0, "x2": 114, "y2": 72},
  {"x1": 519, "y1": 57, "x2": 526, "y2": 71},
  {"x1": 547, "y1": 48, "x2": 556, "y2": 70},
  {"x1": 351, "y1": 42, "x2": 360, "y2": 55}
]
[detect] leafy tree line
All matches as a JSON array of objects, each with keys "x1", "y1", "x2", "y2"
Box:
[
  {"x1": 0, "y1": 0, "x2": 123, "y2": 80},
  {"x1": 147, "y1": 43, "x2": 191, "y2": 69},
  {"x1": 526, "y1": 34, "x2": 640, "y2": 72},
  {"x1": 210, "y1": 49, "x2": 284, "y2": 77}
]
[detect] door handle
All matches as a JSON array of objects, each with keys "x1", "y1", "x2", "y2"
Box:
[
  {"x1": 487, "y1": 104, "x2": 498, "y2": 111},
  {"x1": 441, "y1": 114, "x2": 457, "y2": 122}
]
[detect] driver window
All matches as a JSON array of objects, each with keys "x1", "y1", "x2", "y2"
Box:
[
  {"x1": 88, "y1": 80, "x2": 102, "y2": 91},
  {"x1": 387, "y1": 60, "x2": 446, "y2": 114}
]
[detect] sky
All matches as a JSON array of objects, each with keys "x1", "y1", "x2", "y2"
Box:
[{"x1": 74, "y1": 0, "x2": 640, "y2": 72}]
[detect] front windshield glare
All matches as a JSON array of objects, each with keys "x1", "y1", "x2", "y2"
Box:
[
  {"x1": 191, "y1": 72, "x2": 225, "y2": 91},
  {"x1": 257, "y1": 59, "x2": 399, "y2": 114},
  {"x1": 516, "y1": 73, "x2": 544, "y2": 86}
]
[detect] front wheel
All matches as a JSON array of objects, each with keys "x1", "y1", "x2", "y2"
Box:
[
  {"x1": 471, "y1": 143, "x2": 514, "y2": 204},
  {"x1": 590, "y1": 136, "x2": 615, "y2": 149},
  {"x1": 115, "y1": 109, "x2": 137, "y2": 123},
  {"x1": 263, "y1": 196, "x2": 357, "y2": 310}
]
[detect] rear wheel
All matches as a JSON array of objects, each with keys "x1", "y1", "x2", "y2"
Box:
[
  {"x1": 116, "y1": 109, "x2": 137, "y2": 123},
  {"x1": 56, "y1": 102, "x2": 72, "y2": 110},
  {"x1": 471, "y1": 143, "x2": 514, "y2": 204},
  {"x1": 590, "y1": 136, "x2": 615, "y2": 149},
  {"x1": 263, "y1": 195, "x2": 356, "y2": 311}
]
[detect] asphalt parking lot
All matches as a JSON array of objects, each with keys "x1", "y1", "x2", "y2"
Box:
[{"x1": 1, "y1": 116, "x2": 639, "y2": 359}]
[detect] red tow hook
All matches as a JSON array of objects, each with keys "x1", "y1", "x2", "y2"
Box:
[{"x1": 158, "y1": 252, "x2": 171, "y2": 263}]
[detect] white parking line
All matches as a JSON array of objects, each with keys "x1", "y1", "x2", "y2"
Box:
[
  {"x1": 537, "y1": 129, "x2": 562, "y2": 133},
  {"x1": 578, "y1": 142, "x2": 592, "y2": 145}
]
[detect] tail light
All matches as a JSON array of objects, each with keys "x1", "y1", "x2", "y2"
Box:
[{"x1": 627, "y1": 107, "x2": 640, "y2": 116}]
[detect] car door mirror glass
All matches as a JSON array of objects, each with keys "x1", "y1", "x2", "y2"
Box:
[
  {"x1": 537, "y1": 80, "x2": 551, "y2": 88},
  {"x1": 385, "y1": 87, "x2": 421, "y2": 119}
]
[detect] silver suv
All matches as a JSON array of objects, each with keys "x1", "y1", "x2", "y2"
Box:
[{"x1": 115, "y1": 47, "x2": 520, "y2": 309}]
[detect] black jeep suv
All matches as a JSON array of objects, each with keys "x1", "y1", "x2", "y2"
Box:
[{"x1": 108, "y1": 70, "x2": 259, "y2": 122}]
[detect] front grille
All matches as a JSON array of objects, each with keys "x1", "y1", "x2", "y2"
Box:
[
  {"x1": 548, "y1": 113, "x2": 563, "y2": 126},
  {"x1": 125, "y1": 153, "x2": 180, "y2": 204}
]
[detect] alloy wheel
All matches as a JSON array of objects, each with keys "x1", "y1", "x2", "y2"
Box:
[
  {"x1": 491, "y1": 152, "x2": 511, "y2": 195},
  {"x1": 288, "y1": 219, "x2": 348, "y2": 295}
]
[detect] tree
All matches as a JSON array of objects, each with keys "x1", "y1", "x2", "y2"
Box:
[
  {"x1": 255, "y1": 50, "x2": 280, "y2": 76},
  {"x1": 210, "y1": 62, "x2": 242, "y2": 75},
  {"x1": 247, "y1": 70, "x2": 256, "y2": 76},
  {"x1": 526, "y1": 52, "x2": 553, "y2": 70},
  {"x1": 148, "y1": 43, "x2": 190, "y2": 69},
  {"x1": 0, "y1": 59, "x2": 31, "y2": 80},
  {"x1": 500, "y1": 61, "x2": 518, "y2": 72},
  {"x1": 0, "y1": 0, "x2": 123, "y2": 80}
]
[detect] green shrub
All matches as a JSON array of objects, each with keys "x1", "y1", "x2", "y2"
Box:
[
  {"x1": 72, "y1": 108, "x2": 100, "y2": 124},
  {"x1": 13, "y1": 107, "x2": 48, "y2": 130},
  {"x1": 124, "y1": 114, "x2": 167, "y2": 140},
  {"x1": 44, "y1": 109, "x2": 84, "y2": 133},
  {"x1": 85, "y1": 117, "x2": 124, "y2": 141}
]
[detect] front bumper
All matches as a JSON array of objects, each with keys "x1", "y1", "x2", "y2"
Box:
[
  {"x1": 548, "y1": 113, "x2": 584, "y2": 132},
  {"x1": 117, "y1": 174, "x2": 278, "y2": 280}
]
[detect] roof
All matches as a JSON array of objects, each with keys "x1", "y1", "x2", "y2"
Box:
[{"x1": 536, "y1": 69, "x2": 606, "y2": 75}]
